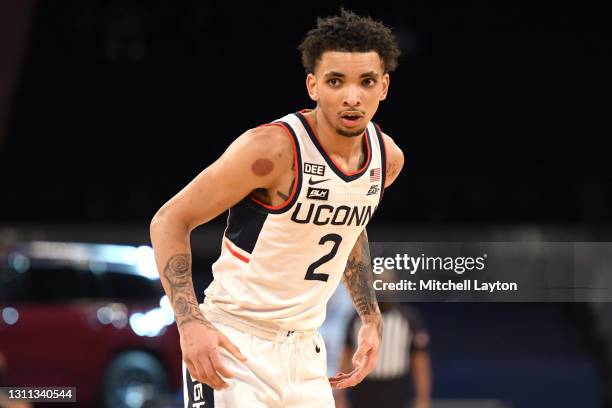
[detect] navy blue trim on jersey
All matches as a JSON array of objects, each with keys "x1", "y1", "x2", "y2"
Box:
[
  {"x1": 184, "y1": 364, "x2": 214, "y2": 406},
  {"x1": 246, "y1": 120, "x2": 303, "y2": 215},
  {"x1": 373, "y1": 122, "x2": 387, "y2": 203},
  {"x1": 225, "y1": 198, "x2": 268, "y2": 254},
  {"x1": 295, "y1": 111, "x2": 372, "y2": 183}
]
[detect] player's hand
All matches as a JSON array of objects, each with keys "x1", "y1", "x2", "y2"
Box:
[
  {"x1": 328, "y1": 322, "x2": 381, "y2": 389},
  {"x1": 180, "y1": 322, "x2": 247, "y2": 390}
]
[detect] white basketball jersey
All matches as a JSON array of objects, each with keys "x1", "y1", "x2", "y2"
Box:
[{"x1": 203, "y1": 110, "x2": 387, "y2": 331}]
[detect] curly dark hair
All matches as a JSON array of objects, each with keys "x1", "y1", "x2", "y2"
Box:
[{"x1": 298, "y1": 9, "x2": 401, "y2": 74}]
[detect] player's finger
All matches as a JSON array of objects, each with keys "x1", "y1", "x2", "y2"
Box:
[
  {"x1": 329, "y1": 369, "x2": 358, "y2": 382},
  {"x1": 332, "y1": 369, "x2": 363, "y2": 387},
  {"x1": 330, "y1": 375, "x2": 357, "y2": 388},
  {"x1": 210, "y1": 348, "x2": 235, "y2": 379},
  {"x1": 201, "y1": 357, "x2": 226, "y2": 390},
  {"x1": 186, "y1": 358, "x2": 207, "y2": 385},
  {"x1": 185, "y1": 359, "x2": 200, "y2": 382},
  {"x1": 334, "y1": 366, "x2": 368, "y2": 389},
  {"x1": 329, "y1": 374, "x2": 351, "y2": 383},
  {"x1": 331, "y1": 379, "x2": 356, "y2": 389},
  {"x1": 334, "y1": 376, "x2": 363, "y2": 389},
  {"x1": 219, "y1": 334, "x2": 247, "y2": 362},
  {"x1": 207, "y1": 355, "x2": 230, "y2": 388}
]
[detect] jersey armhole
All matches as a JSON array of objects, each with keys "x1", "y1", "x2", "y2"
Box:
[{"x1": 247, "y1": 122, "x2": 303, "y2": 214}]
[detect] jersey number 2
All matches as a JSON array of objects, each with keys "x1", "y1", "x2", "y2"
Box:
[{"x1": 304, "y1": 233, "x2": 342, "y2": 282}]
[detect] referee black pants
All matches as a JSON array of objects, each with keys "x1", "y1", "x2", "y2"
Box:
[{"x1": 348, "y1": 374, "x2": 412, "y2": 408}]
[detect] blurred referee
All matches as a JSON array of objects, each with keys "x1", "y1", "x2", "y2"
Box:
[{"x1": 335, "y1": 302, "x2": 432, "y2": 408}]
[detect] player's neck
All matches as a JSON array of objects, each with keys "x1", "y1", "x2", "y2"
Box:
[{"x1": 310, "y1": 108, "x2": 365, "y2": 160}]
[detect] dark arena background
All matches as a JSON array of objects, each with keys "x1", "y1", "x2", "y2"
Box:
[{"x1": 0, "y1": 1, "x2": 610, "y2": 408}]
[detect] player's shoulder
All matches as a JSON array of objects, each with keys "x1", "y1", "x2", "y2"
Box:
[
  {"x1": 230, "y1": 123, "x2": 294, "y2": 163},
  {"x1": 380, "y1": 131, "x2": 403, "y2": 163},
  {"x1": 230, "y1": 123, "x2": 295, "y2": 177},
  {"x1": 240, "y1": 123, "x2": 293, "y2": 153}
]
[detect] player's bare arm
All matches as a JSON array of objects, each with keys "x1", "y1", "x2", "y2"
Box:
[
  {"x1": 329, "y1": 228, "x2": 381, "y2": 390},
  {"x1": 150, "y1": 124, "x2": 294, "y2": 390},
  {"x1": 162, "y1": 253, "x2": 212, "y2": 329},
  {"x1": 343, "y1": 229, "x2": 382, "y2": 334}
]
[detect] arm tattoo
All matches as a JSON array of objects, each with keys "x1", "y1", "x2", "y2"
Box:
[
  {"x1": 162, "y1": 253, "x2": 216, "y2": 330},
  {"x1": 276, "y1": 177, "x2": 295, "y2": 201},
  {"x1": 341, "y1": 229, "x2": 383, "y2": 338},
  {"x1": 276, "y1": 155, "x2": 296, "y2": 201}
]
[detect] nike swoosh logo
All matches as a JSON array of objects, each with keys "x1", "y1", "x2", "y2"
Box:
[{"x1": 308, "y1": 177, "x2": 331, "y2": 185}]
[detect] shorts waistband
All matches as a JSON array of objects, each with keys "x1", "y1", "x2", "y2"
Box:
[{"x1": 199, "y1": 303, "x2": 315, "y2": 342}]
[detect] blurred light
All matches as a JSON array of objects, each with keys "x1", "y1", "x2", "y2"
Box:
[
  {"x1": 159, "y1": 295, "x2": 175, "y2": 325},
  {"x1": 97, "y1": 306, "x2": 113, "y2": 325},
  {"x1": 2, "y1": 307, "x2": 19, "y2": 325},
  {"x1": 9, "y1": 253, "x2": 30, "y2": 273},
  {"x1": 135, "y1": 245, "x2": 158, "y2": 279},
  {"x1": 89, "y1": 261, "x2": 108, "y2": 274},
  {"x1": 129, "y1": 307, "x2": 169, "y2": 337},
  {"x1": 29, "y1": 241, "x2": 90, "y2": 262},
  {"x1": 26, "y1": 241, "x2": 126, "y2": 273},
  {"x1": 123, "y1": 384, "x2": 154, "y2": 408},
  {"x1": 125, "y1": 388, "x2": 145, "y2": 408},
  {"x1": 24, "y1": 241, "x2": 161, "y2": 280},
  {"x1": 129, "y1": 313, "x2": 147, "y2": 336},
  {"x1": 97, "y1": 303, "x2": 128, "y2": 328},
  {"x1": 110, "y1": 304, "x2": 128, "y2": 329}
]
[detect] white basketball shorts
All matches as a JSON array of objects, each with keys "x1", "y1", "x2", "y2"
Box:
[{"x1": 182, "y1": 320, "x2": 335, "y2": 407}]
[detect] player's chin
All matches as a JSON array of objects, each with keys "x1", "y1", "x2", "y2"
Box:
[{"x1": 336, "y1": 125, "x2": 366, "y2": 138}]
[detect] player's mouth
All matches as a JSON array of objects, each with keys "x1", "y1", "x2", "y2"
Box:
[{"x1": 339, "y1": 111, "x2": 364, "y2": 127}]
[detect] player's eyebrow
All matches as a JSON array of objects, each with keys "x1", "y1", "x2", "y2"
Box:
[
  {"x1": 323, "y1": 70, "x2": 379, "y2": 78},
  {"x1": 360, "y1": 70, "x2": 379, "y2": 78},
  {"x1": 323, "y1": 71, "x2": 345, "y2": 78}
]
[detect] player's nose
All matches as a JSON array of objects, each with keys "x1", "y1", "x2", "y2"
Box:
[{"x1": 342, "y1": 85, "x2": 361, "y2": 106}]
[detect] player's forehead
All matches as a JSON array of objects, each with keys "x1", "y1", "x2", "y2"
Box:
[{"x1": 315, "y1": 51, "x2": 384, "y2": 78}]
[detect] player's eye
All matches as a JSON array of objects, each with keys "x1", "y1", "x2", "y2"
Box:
[
  {"x1": 327, "y1": 78, "x2": 341, "y2": 87},
  {"x1": 363, "y1": 78, "x2": 376, "y2": 86}
]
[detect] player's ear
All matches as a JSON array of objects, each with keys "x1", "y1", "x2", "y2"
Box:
[
  {"x1": 380, "y1": 73, "x2": 390, "y2": 101},
  {"x1": 306, "y1": 73, "x2": 318, "y2": 101}
]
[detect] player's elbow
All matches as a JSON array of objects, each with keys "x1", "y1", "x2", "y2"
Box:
[
  {"x1": 149, "y1": 208, "x2": 164, "y2": 233},
  {"x1": 150, "y1": 205, "x2": 190, "y2": 237},
  {"x1": 149, "y1": 209, "x2": 166, "y2": 242}
]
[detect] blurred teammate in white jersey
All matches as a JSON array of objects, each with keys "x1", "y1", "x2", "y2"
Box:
[{"x1": 150, "y1": 9, "x2": 404, "y2": 407}]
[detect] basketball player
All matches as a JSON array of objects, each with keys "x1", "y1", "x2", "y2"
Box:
[{"x1": 150, "y1": 9, "x2": 404, "y2": 407}]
